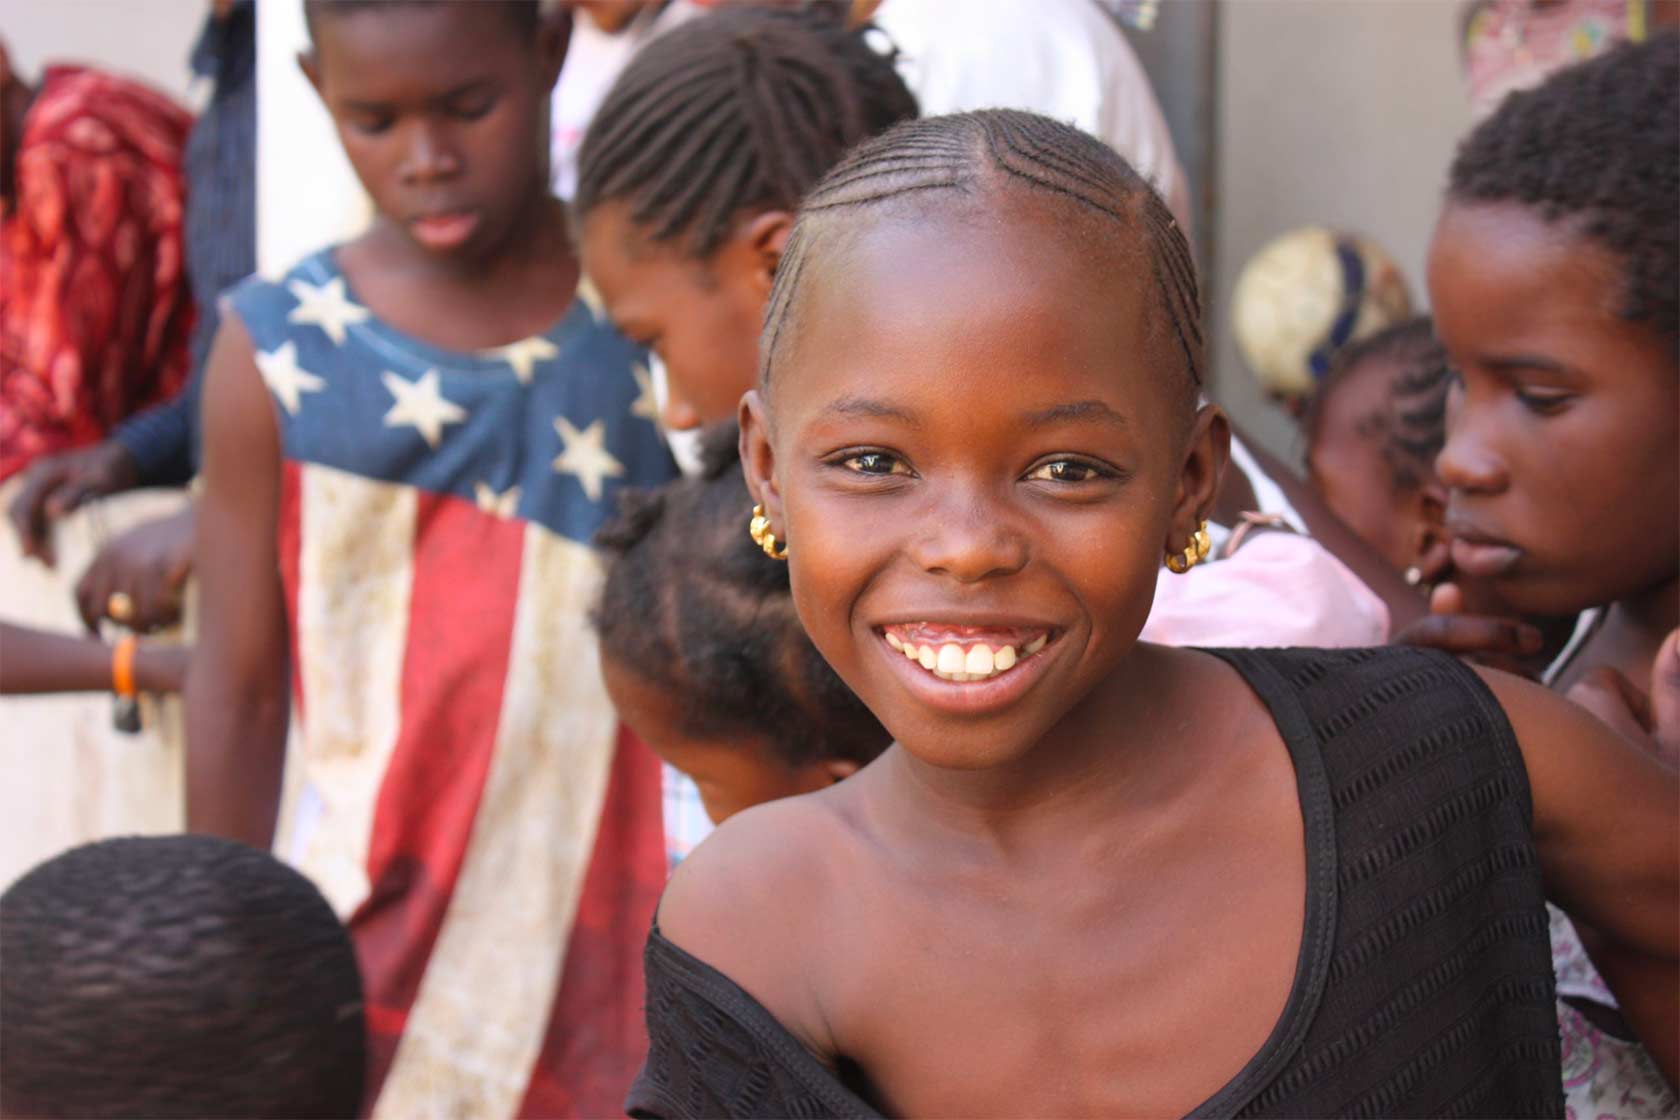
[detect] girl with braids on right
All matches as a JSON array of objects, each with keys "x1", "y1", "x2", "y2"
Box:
[{"x1": 625, "y1": 109, "x2": 1679, "y2": 1119}]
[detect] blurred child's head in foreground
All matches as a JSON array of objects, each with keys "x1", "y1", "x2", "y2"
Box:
[{"x1": 1, "y1": 835, "x2": 365, "y2": 1119}]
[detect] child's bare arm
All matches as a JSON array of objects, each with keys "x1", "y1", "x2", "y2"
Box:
[
  {"x1": 1481, "y1": 667, "x2": 1680, "y2": 1085},
  {"x1": 184, "y1": 319, "x2": 290, "y2": 849},
  {"x1": 0, "y1": 622, "x2": 187, "y2": 695}
]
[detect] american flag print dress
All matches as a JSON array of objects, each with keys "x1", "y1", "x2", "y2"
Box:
[{"x1": 228, "y1": 250, "x2": 677, "y2": 1118}]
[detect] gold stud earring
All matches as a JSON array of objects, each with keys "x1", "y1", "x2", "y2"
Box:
[
  {"x1": 1165, "y1": 520, "x2": 1210, "y2": 574},
  {"x1": 748, "y1": 503, "x2": 788, "y2": 560}
]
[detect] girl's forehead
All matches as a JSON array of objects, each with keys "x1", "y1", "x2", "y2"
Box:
[{"x1": 769, "y1": 205, "x2": 1184, "y2": 435}]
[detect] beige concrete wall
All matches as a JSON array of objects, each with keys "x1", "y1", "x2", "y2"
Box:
[
  {"x1": 3, "y1": 0, "x2": 204, "y2": 106},
  {"x1": 1211, "y1": 0, "x2": 1473, "y2": 463}
]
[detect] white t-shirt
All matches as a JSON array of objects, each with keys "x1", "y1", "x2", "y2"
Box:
[
  {"x1": 550, "y1": 1, "x2": 704, "y2": 200},
  {"x1": 872, "y1": 0, "x2": 1193, "y2": 230}
]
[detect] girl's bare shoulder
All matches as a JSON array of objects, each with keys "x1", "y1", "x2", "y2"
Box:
[{"x1": 657, "y1": 786, "x2": 869, "y2": 1043}]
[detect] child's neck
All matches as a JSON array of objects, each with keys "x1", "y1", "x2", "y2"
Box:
[
  {"x1": 875, "y1": 644, "x2": 1199, "y2": 857},
  {"x1": 345, "y1": 188, "x2": 578, "y2": 352}
]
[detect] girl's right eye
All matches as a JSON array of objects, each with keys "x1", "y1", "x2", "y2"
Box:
[{"x1": 840, "y1": 451, "x2": 910, "y2": 476}]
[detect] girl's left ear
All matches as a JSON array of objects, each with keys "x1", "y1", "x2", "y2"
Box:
[
  {"x1": 1174, "y1": 403, "x2": 1231, "y2": 542},
  {"x1": 739, "y1": 389, "x2": 782, "y2": 528},
  {"x1": 743, "y1": 210, "x2": 794, "y2": 298}
]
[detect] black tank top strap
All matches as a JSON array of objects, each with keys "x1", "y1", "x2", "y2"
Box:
[{"x1": 1204, "y1": 647, "x2": 1561, "y2": 1118}]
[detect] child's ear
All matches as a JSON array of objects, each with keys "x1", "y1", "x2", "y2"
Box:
[
  {"x1": 1170, "y1": 403, "x2": 1231, "y2": 549},
  {"x1": 739, "y1": 389, "x2": 782, "y2": 529},
  {"x1": 297, "y1": 50, "x2": 324, "y2": 99},
  {"x1": 742, "y1": 210, "x2": 794, "y2": 299}
]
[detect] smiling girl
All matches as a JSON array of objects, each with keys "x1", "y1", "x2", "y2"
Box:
[{"x1": 625, "y1": 111, "x2": 1679, "y2": 1119}]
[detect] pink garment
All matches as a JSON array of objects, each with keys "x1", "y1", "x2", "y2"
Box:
[{"x1": 1141, "y1": 531, "x2": 1389, "y2": 648}]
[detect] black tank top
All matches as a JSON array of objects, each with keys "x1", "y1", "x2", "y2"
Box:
[{"x1": 628, "y1": 647, "x2": 1564, "y2": 1119}]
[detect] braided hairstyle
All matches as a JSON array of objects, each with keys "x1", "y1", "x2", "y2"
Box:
[
  {"x1": 1306, "y1": 317, "x2": 1451, "y2": 494},
  {"x1": 761, "y1": 109, "x2": 1204, "y2": 411},
  {"x1": 593, "y1": 423, "x2": 890, "y2": 771},
  {"x1": 1448, "y1": 31, "x2": 1678, "y2": 346},
  {"x1": 1, "y1": 836, "x2": 365, "y2": 1119},
  {"x1": 573, "y1": 6, "x2": 918, "y2": 257}
]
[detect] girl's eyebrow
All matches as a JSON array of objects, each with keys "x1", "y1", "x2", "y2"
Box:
[
  {"x1": 1024, "y1": 400, "x2": 1130, "y2": 429},
  {"x1": 820, "y1": 395, "x2": 921, "y2": 426},
  {"x1": 1481, "y1": 353, "x2": 1579, "y2": 378}
]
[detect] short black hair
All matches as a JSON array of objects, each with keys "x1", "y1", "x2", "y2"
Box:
[
  {"x1": 593, "y1": 423, "x2": 889, "y2": 770},
  {"x1": 1448, "y1": 31, "x2": 1679, "y2": 345},
  {"x1": 574, "y1": 6, "x2": 918, "y2": 257},
  {"x1": 1, "y1": 836, "x2": 365, "y2": 1119},
  {"x1": 303, "y1": 0, "x2": 540, "y2": 45},
  {"x1": 1305, "y1": 317, "x2": 1451, "y2": 494},
  {"x1": 760, "y1": 109, "x2": 1203, "y2": 414}
]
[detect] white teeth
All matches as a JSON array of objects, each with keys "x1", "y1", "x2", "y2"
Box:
[
  {"x1": 937, "y1": 644, "x2": 966, "y2": 674},
  {"x1": 891, "y1": 629, "x2": 1050, "y2": 683}
]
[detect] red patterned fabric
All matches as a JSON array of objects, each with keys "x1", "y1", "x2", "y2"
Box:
[{"x1": 0, "y1": 66, "x2": 194, "y2": 482}]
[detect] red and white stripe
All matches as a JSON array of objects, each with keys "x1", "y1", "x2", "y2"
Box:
[{"x1": 279, "y1": 461, "x2": 664, "y2": 1118}]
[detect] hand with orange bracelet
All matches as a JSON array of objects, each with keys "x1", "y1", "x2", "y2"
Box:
[{"x1": 0, "y1": 621, "x2": 188, "y2": 696}]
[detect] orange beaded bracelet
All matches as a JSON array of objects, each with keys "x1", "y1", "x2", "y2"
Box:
[{"x1": 112, "y1": 635, "x2": 139, "y2": 699}]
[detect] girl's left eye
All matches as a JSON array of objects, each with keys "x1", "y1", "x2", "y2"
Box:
[
  {"x1": 842, "y1": 451, "x2": 910, "y2": 476},
  {"x1": 1025, "y1": 459, "x2": 1110, "y2": 483}
]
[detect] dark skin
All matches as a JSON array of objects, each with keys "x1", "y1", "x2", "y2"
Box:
[
  {"x1": 1417, "y1": 202, "x2": 1679, "y2": 705},
  {"x1": 0, "y1": 621, "x2": 187, "y2": 695},
  {"x1": 1304, "y1": 354, "x2": 1447, "y2": 577},
  {"x1": 187, "y1": 3, "x2": 571, "y2": 846},
  {"x1": 580, "y1": 202, "x2": 788, "y2": 433},
  {"x1": 71, "y1": 507, "x2": 194, "y2": 634},
  {"x1": 651, "y1": 193, "x2": 1680, "y2": 1115}
]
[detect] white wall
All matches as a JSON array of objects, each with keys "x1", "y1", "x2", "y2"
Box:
[
  {"x1": 1211, "y1": 0, "x2": 1472, "y2": 463},
  {"x1": 3, "y1": 0, "x2": 204, "y2": 106},
  {"x1": 255, "y1": 0, "x2": 370, "y2": 276}
]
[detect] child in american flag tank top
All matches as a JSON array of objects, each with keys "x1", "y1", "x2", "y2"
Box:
[
  {"x1": 225, "y1": 246, "x2": 674, "y2": 1116},
  {"x1": 188, "y1": 3, "x2": 678, "y2": 1115}
]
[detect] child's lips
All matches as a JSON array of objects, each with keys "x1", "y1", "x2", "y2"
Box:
[
  {"x1": 874, "y1": 622, "x2": 1060, "y2": 716},
  {"x1": 1450, "y1": 537, "x2": 1524, "y2": 578},
  {"x1": 410, "y1": 210, "x2": 480, "y2": 251}
]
